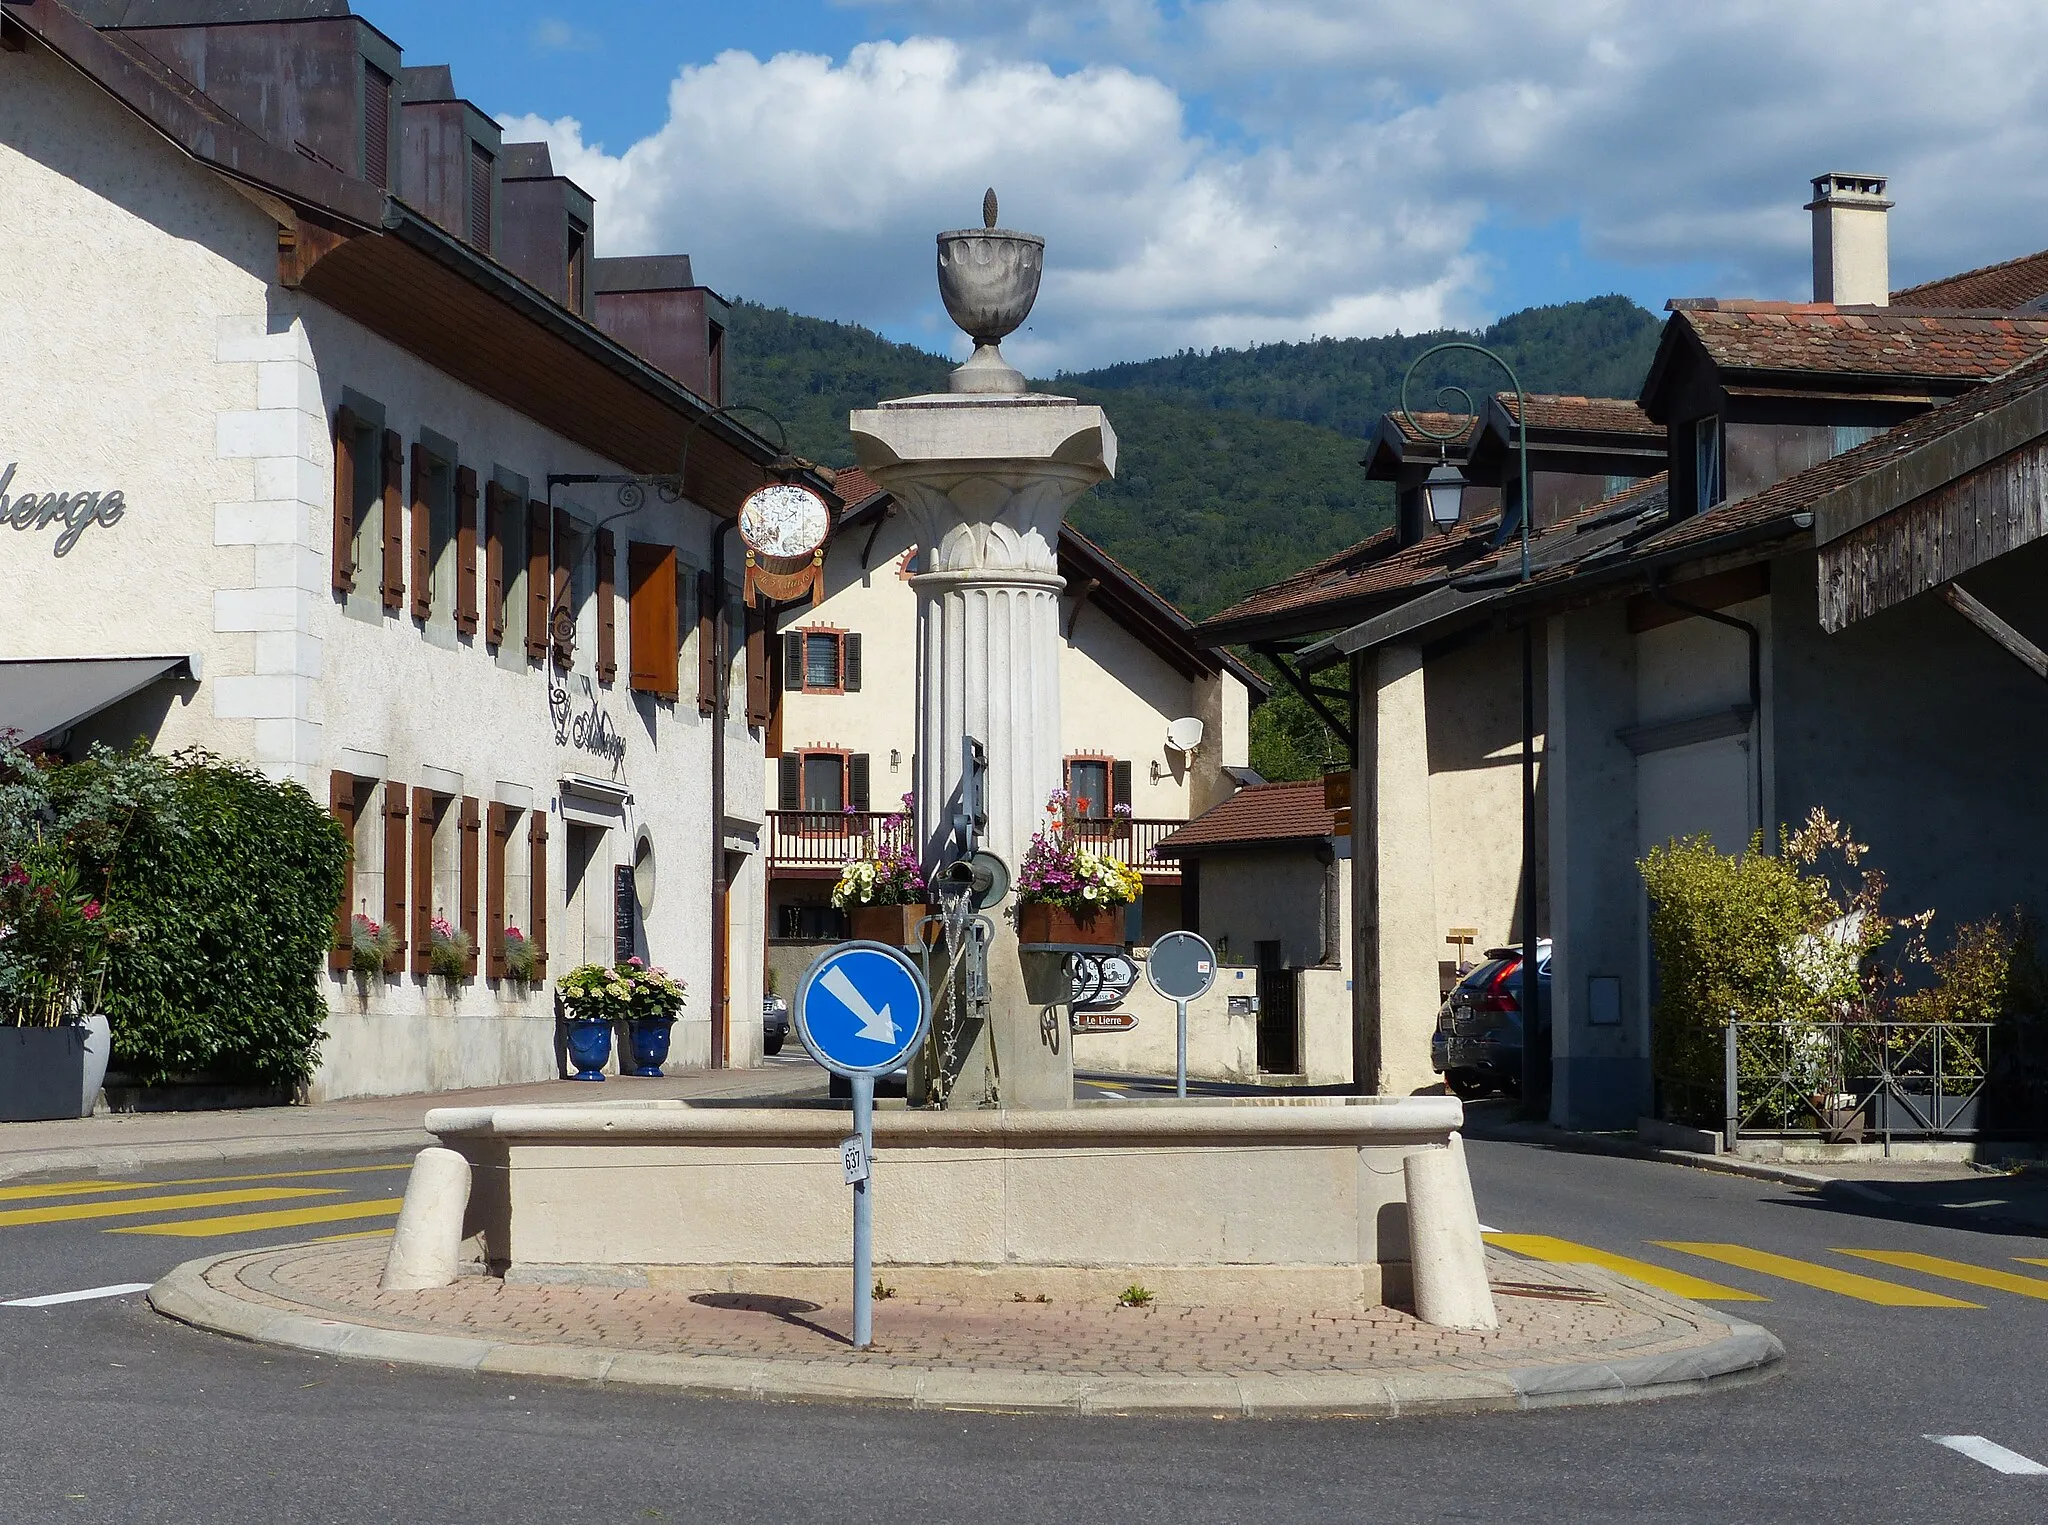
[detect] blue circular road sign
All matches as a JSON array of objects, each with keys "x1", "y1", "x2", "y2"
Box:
[{"x1": 794, "y1": 941, "x2": 931, "y2": 1077}]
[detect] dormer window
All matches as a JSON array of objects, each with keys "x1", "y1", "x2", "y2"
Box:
[
  {"x1": 363, "y1": 64, "x2": 393, "y2": 187},
  {"x1": 1693, "y1": 415, "x2": 1723, "y2": 512},
  {"x1": 566, "y1": 216, "x2": 588, "y2": 311},
  {"x1": 467, "y1": 142, "x2": 493, "y2": 254}
]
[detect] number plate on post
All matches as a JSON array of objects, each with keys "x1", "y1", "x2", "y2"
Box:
[{"x1": 840, "y1": 1134, "x2": 870, "y2": 1185}]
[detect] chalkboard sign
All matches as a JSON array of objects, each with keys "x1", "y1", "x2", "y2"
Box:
[{"x1": 613, "y1": 863, "x2": 637, "y2": 963}]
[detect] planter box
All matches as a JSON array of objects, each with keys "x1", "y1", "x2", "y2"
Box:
[
  {"x1": 849, "y1": 904, "x2": 932, "y2": 948},
  {"x1": 1017, "y1": 903, "x2": 1125, "y2": 948},
  {"x1": 0, "y1": 1026, "x2": 89, "y2": 1122}
]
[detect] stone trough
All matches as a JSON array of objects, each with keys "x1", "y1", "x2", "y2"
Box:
[{"x1": 383, "y1": 1095, "x2": 1499, "y2": 1329}]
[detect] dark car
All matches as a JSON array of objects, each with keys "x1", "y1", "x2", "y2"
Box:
[
  {"x1": 1431, "y1": 942, "x2": 1550, "y2": 1101},
  {"x1": 762, "y1": 995, "x2": 789, "y2": 1056}
]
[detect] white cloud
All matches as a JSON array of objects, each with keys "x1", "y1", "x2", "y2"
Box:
[
  {"x1": 530, "y1": 18, "x2": 601, "y2": 54},
  {"x1": 503, "y1": 3, "x2": 2048, "y2": 371}
]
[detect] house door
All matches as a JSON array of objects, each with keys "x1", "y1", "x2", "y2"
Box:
[{"x1": 1255, "y1": 940, "x2": 1300, "y2": 1075}]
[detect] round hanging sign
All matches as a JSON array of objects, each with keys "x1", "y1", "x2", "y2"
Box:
[{"x1": 738, "y1": 481, "x2": 832, "y2": 560}]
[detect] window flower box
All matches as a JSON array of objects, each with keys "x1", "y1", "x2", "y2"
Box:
[
  {"x1": 1017, "y1": 903, "x2": 1125, "y2": 948},
  {"x1": 850, "y1": 903, "x2": 933, "y2": 948}
]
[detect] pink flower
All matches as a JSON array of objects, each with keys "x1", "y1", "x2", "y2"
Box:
[
  {"x1": 1, "y1": 863, "x2": 26, "y2": 889},
  {"x1": 81, "y1": 899, "x2": 102, "y2": 921},
  {"x1": 627, "y1": 956, "x2": 645, "y2": 968}
]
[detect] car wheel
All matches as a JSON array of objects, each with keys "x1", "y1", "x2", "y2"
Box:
[
  {"x1": 1446, "y1": 1072, "x2": 1488, "y2": 1102},
  {"x1": 763, "y1": 1033, "x2": 784, "y2": 1056}
]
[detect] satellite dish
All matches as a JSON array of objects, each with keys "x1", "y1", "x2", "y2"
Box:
[{"x1": 1165, "y1": 717, "x2": 1205, "y2": 754}]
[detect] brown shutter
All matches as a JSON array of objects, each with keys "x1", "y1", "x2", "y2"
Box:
[
  {"x1": 744, "y1": 606, "x2": 770, "y2": 728},
  {"x1": 782, "y1": 631, "x2": 804, "y2": 690},
  {"x1": 483, "y1": 484, "x2": 506, "y2": 647},
  {"x1": 1113, "y1": 759, "x2": 1134, "y2": 812},
  {"x1": 409, "y1": 442, "x2": 431, "y2": 621},
  {"x1": 528, "y1": 808, "x2": 549, "y2": 978},
  {"x1": 628, "y1": 541, "x2": 680, "y2": 698},
  {"x1": 380, "y1": 429, "x2": 405, "y2": 612},
  {"x1": 551, "y1": 506, "x2": 574, "y2": 669},
  {"x1": 328, "y1": 770, "x2": 357, "y2": 971},
  {"x1": 525, "y1": 501, "x2": 550, "y2": 660},
  {"x1": 331, "y1": 408, "x2": 358, "y2": 595},
  {"x1": 382, "y1": 780, "x2": 409, "y2": 974},
  {"x1": 778, "y1": 756, "x2": 801, "y2": 812},
  {"x1": 455, "y1": 467, "x2": 479, "y2": 635},
  {"x1": 842, "y1": 633, "x2": 862, "y2": 692},
  {"x1": 848, "y1": 753, "x2": 871, "y2": 814},
  {"x1": 459, "y1": 796, "x2": 480, "y2": 975},
  {"x1": 695, "y1": 569, "x2": 718, "y2": 716},
  {"x1": 486, "y1": 802, "x2": 511, "y2": 978},
  {"x1": 595, "y1": 527, "x2": 617, "y2": 684},
  {"x1": 411, "y1": 787, "x2": 436, "y2": 975}
]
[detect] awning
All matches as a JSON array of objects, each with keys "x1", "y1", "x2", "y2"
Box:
[{"x1": 0, "y1": 655, "x2": 198, "y2": 743}]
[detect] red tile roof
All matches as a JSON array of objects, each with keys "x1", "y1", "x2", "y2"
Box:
[
  {"x1": 1671, "y1": 303, "x2": 2048, "y2": 379},
  {"x1": 1152, "y1": 780, "x2": 1340, "y2": 855},
  {"x1": 1894, "y1": 248, "x2": 2048, "y2": 312},
  {"x1": 1388, "y1": 411, "x2": 1477, "y2": 447},
  {"x1": 828, "y1": 466, "x2": 883, "y2": 508},
  {"x1": 1496, "y1": 393, "x2": 1661, "y2": 435}
]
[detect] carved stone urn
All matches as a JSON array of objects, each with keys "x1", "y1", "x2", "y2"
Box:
[{"x1": 937, "y1": 188, "x2": 1044, "y2": 394}]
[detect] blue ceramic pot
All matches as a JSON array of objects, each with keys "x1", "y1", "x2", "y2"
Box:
[
  {"x1": 564, "y1": 1016, "x2": 613, "y2": 1081},
  {"x1": 624, "y1": 1015, "x2": 676, "y2": 1077}
]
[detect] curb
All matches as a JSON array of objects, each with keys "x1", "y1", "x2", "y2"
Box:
[
  {"x1": 147, "y1": 1248, "x2": 1784, "y2": 1419},
  {"x1": 0, "y1": 1128, "x2": 430, "y2": 1185},
  {"x1": 1468, "y1": 1122, "x2": 1895, "y2": 1200}
]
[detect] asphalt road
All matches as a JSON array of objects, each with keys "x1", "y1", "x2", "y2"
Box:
[{"x1": 3, "y1": 1132, "x2": 2047, "y2": 1524}]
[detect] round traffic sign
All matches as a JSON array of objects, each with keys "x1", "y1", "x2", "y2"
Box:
[
  {"x1": 1145, "y1": 930, "x2": 1218, "y2": 1002},
  {"x1": 794, "y1": 941, "x2": 932, "y2": 1077}
]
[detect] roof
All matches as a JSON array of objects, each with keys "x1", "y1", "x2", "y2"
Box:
[
  {"x1": 1152, "y1": 780, "x2": 1340, "y2": 857},
  {"x1": 1388, "y1": 411, "x2": 1477, "y2": 448},
  {"x1": 827, "y1": 466, "x2": 884, "y2": 508},
  {"x1": 1894, "y1": 248, "x2": 2048, "y2": 312},
  {"x1": 1494, "y1": 394, "x2": 1661, "y2": 435},
  {"x1": 1667, "y1": 303, "x2": 2048, "y2": 381}
]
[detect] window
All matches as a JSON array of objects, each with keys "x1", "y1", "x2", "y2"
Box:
[
  {"x1": 1065, "y1": 756, "x2": 1134, "y2": 821},
  {"x1": 782, "y1": 629, "x2": 862, "y2": 694},
  {"x1": 779, "y1": 902, "x2": 848, "y2": 941},
  {"x1": 1831, "y1": 423, "x2": 1880, "y2": 457},
  {"x1": 802, "y1": 753, "x2": 844, "y2": 814},
  {"x1": 487, "y1": 481, "x2": 527, "y2": 665},
  {"x1": 778, "y1": 752, "x2": 872, "y2": 818},
  {"x1": 362, "y1": 64, "x2": 392, "y2": 187},
  {"x1": 566, "y1": 216, "x2": 588, "y2": 311},
  {"x1": 1693, "y1": 415, "x2": 1723, "y2": 512},
  {"x1": 627, "y1": 541, "x2": 680, "y2": 699},
  {"x1": 467, "y1": 141, "x2": 493, "y2": 253},
  {"x1": 409, "y1": 435, "x2": 459, "y2": 640}
]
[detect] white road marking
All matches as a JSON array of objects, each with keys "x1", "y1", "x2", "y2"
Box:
[
  {"x1": 1478, "y1": 1223, "x2": 1500, "y2": 1233},
  {"x1": 1949, "y1": 1200, "x2": 2007, "y2": 1210},
  {"x1": 3, "y1": 1282, "x2": 153, "y2": 1308},
  {"x1": 1926, "y1": 1435, "x2": 2048, "y2": 1475}
]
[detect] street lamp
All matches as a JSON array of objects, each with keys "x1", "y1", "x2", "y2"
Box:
[{"x1": 1399, "y1": 343, "x2": 1543, "y2": 1118}]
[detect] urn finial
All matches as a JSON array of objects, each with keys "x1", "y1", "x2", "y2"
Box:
[
  {"x1": 983, "y1": 187, "x2": 998, "y2": 229},
  {"x1": 936, "y1": 190, "x2": 1044, "y2": 395}
]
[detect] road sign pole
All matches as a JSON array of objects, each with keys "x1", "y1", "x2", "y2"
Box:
[
  {"x1": 851, "y1": 1071, "x2": 874, "y2": 1350},
  {"x1": 1176, "y1": 1001, "x2": 1188, "y2": 1098}
]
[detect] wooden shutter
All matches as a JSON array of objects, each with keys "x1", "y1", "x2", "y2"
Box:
[
  {"x1": 486, "y1": 803, "x2": 512, "y2": 977},
  {"x1": 551, "y1": 506, "x2": 574, "y2": 668},
  {"x1": 328, "y1": 771, "x2": 357, "y2": 971},
  {"x1": 595, "y1": 527, "x2": 617, "y2": 684},
  {"x1": 695, "y1": 570, "x2": 718, "y2": 716},
  {"x1": 411, "y1": 787, "x2": 436, "y2": 975},
  {"x1": 409, "y1": 443, "x2": 432, "y2": 620},
  {"x1": 525, "y1": 501, "x2": 550, "y2": 660},
  {"x1": 744, "y1": 606, "x2": 770, "y2": 727},
  {"x1": 455, "y1": 467, "x2": 479, "y2": 634},
  {"x1": 627, "y1": 541, "x2": 679, "y2": 699},
  {"x1": 528, "y1": 809, "x2": 549, "y2": 978},
  {"x1": 483, "y1": 484, "x2": 505, "y2": 647},
  {"x1": 382, "y1": 780, "x2": 409, "y2": 974},
  {"x1": 330, "y1": 408, "x2": 358, "y2": 595},
  {"x1": 848, "y1": 752, "x2": 871, "y2": 814},
  {"x1": 1113, "y1": 759, "x2": 1134, "y2": 812},
  {"x1": 843, "y1": 633, "x2": 862, "y2": 692},
  {"x1": 778, "y1": 756, "x2": 801, "y2": 812},
  {"x1": 459, "y1": 796, "x2": 480, "y2": 975},
  {"x1": 782, "y1": 631, "x2": 804, "y2": 690},
  {"x1": 380, "y1": 429, "x2": 405, "y2": 612}
]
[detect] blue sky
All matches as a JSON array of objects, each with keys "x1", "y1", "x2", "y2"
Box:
[{"x1": 357, "y1": 1, "x2": 2048, "y2": 372}]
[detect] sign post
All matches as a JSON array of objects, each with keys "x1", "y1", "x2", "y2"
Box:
[
  {"x1": 792, "y1": 941, "x2": 931, "y2": 1349},
  {"x1": 1144, "y1": 930, "x2": 1218, "y2": 1099}
]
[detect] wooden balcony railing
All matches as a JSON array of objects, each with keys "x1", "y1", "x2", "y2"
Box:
[{"x1": 767, "y1": 812, "x2": 1182, "y2": 876}]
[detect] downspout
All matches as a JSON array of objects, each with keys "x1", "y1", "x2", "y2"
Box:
[
  {"x1": 708, "y1": 516, "x2": 740, "y2": 1068},
  {"x1": 1649, "y1": 574, "x2": 1764, "y2": 841}
]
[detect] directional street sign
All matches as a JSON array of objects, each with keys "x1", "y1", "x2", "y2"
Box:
[{"x1": 795, "y1": 941, "x2": 931, "y2": 1078}]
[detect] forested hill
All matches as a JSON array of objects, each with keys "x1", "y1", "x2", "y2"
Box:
[{"x1": 721, "y1": 296, "x2": 1664, "y2": 621}]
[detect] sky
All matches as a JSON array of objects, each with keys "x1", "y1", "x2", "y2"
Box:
[{"x1": 364, "y1": 0, "x2": 2048, "y2": 373}]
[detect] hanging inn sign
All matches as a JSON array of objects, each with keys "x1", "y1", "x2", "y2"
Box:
[{"x1": 2, "y1": 464, "x2": 127, "y2": 557}]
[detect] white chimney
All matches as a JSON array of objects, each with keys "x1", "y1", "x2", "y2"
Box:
[{"x1": 1806, "y1": 171, "x2": 1892, "y2": 306}]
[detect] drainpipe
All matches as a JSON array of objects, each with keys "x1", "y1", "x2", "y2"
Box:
[
  {"x1": 707, "y1": 517, "x2": 740, "y2": 1068},
  {"x1": 1649, "y1": 574, "x2": 1765, "y2": 839}
]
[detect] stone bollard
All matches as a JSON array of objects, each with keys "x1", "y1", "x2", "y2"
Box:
[
  {"x1": 1403, "y1": 1132, "x2": 1498, "y2": 1330},
  {"x1": 381, "y1": 1146, "x2": 472, "y2": 1291}
]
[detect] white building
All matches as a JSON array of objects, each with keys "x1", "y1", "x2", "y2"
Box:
[{"x1": 1, "y1": 0, "x2": 801, "y2": 1098}]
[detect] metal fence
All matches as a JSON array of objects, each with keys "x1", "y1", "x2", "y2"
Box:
[{"x1": 767, "y1": 811, "x2": 1183, "y2": 875}]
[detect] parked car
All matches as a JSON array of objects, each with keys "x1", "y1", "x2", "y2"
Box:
[
  {"x1": 1431, "y1": 941, "x2": 1551, "y2": 1101},
  {"x1": 762, "y1": 995, "x2": 789, "y2": 1056}
]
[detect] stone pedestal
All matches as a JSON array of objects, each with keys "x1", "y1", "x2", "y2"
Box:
[{"x1": 850, "y1": 393, "x2": 1116, "y2": 1108}]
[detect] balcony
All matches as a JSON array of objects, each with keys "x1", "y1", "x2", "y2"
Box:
[{"x1": 767, "y1": 811, "x2": 1181, "y2": 878}]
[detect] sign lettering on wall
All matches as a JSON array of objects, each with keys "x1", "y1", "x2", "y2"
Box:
[
  {"x1": 549, "y1": 673, "x2": 626, "y2": 765},
  {"x1": 0, "y1": 464, "x2": 127, "y2": 557}
]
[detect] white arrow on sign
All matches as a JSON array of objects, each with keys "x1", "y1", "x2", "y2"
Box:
[{"x1": 821, "y1": 963, "x2": 897, "y2": 1044}]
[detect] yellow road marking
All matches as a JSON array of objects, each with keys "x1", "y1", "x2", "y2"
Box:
[
  {"x1": 0, "y1": 1164, "x2": 409, "y2": 1207},
  {"x1": 151, "y1": 1163, "x2": 413, "y2": 1188},
  {"x1": 311, "y1": 1228, "x2": 395, "y2": 1243},
  {"x1": 110, "y1": 1197, "x2": 401, "y2": 1238},
  {"x1": 0, "y1": 1181, "x2": 139, "y2": 1203},
  {"x1": 1838, "y1": 1251, "x2": 2048, "y2": 1300},
  {"x1": 1484, "y1": 1233, "x2": 1767, "y2": 1302},
  {"x1": 0, "y1": 1187, "x2": 339, "y2": 1228},
  {"x1": 1656, "y1": 1242, "x2": 1981, "y2": 1307}
]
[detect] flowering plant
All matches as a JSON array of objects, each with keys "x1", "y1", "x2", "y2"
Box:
[
  {"x1": 557, "y1": 961, "x2": 634, "y2": 1021},
  {"x1": 618, "y1": 955, "x2": 686, "y2": 1019},
  {"x1": 502, "y1": 923, "x2": 541, "y2": 981},
  {"x1": 349, "y1": 912, "x2": 397, "y2": 976},
  {"x1": 428, "y1": 913, "x2": 473, "y2": 980},
  {"x1": 831, "y1": 805, "x2": 927, "y2": 909},
  {"x1": 0, "y1": 857, "x2": 112, "y2": 1027},
  {"x1": 1015, "y1": 791, "x2": 1144, "y2": 913}
]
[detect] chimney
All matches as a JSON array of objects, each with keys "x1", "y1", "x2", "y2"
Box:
[{"x1": 1806, "y1": 171, "x2": 1892, "y2": 306}]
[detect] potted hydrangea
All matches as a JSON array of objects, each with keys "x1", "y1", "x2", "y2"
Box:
[
  {"x1": 1015, "y1": 790, "x2": 1143, "y2": 947},
  {"x1": 619, "y1": 957, "x2": 687, "y2": 1076},
  {"x1": 0, "y1": 857, "x2": 116, "y2": 1121},
  {"x1": 831, "y1": 803, "x2": 930, "y2": 947},
  {"x1": 556, "y1": 961, "x2": 632, "y2": 1080}
]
